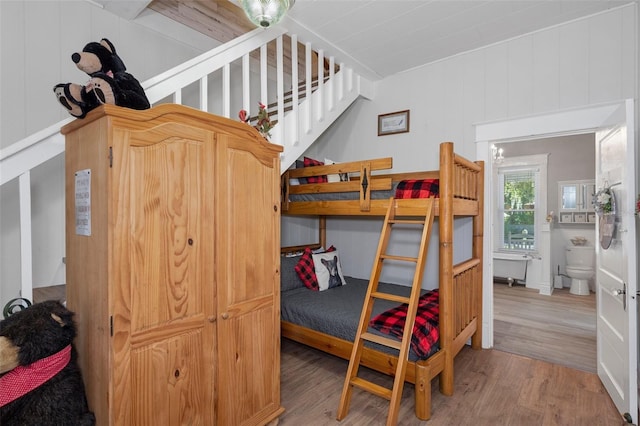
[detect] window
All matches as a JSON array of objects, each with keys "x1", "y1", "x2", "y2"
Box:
[{"x1": 494, "y1": 154, "x2": 548, "y2": 253}]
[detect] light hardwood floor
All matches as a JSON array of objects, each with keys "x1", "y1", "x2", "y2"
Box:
[
  {"x1": 33, "y1": 285, "x2": 620, "y2": 425},
  {"x1": 278, "y1": 339, "x2": 623, "y2": 425},
  {"x1": 493, "y1": 283, "x2": 596, "y2": 373}
]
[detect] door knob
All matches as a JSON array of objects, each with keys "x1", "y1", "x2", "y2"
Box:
[{"x1": 613, "y1": 282, "x2": 627, "y2": 311}]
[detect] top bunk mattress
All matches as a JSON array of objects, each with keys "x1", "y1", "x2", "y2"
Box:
[
  {"x1": 281, "y1": 277, "x2": 439, "y2": 361},
  {"x1": 288, "y1": 179, "x2": 439, "y2": 202}
]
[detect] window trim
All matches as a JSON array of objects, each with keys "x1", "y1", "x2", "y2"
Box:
[{"x1": 493, "y1": 153, "x2": 548, "y2": 255}]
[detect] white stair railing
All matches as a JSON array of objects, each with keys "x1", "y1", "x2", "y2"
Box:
[{"x1": 0, "y1": 25, "x2": 373, "y2": 305}]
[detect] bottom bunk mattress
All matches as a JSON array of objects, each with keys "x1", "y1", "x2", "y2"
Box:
[{"x1": 280, "y1": 274, "x2": 440, "y2": 361}]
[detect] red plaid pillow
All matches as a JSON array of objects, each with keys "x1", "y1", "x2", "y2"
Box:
[
  {"x1": 303, "y1": 157, "x2": 328, "y2": 183},
  {"x1": 394, "y1": 179, "x2": 439, "y2": 199},
  {"x1": 369, "y1": 289, "x2": 439, "y2": 358},
  {"x1": 294, "y1": 246, "x2": 335, "y2": 291}
]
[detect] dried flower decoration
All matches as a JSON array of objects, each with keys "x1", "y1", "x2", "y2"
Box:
[
  {"x1": 546, "y1": 211, "x2": 554, "y2": 223},
  {"x1": 238, "y1": 103, "x2": 273, "y2": 139},
  {"x1": 593, "y1": 187, "x2": 613, "y2": 215}
]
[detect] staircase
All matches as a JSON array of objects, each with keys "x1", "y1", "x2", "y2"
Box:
[{"x1": 0, "y1": 25, "x2": 374, "y2": 305}]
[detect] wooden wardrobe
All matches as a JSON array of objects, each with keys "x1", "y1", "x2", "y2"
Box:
[{"x1": 63, "y1": 104, "x2": 284, "y2": 425}]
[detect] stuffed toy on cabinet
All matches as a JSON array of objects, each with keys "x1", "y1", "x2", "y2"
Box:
[{"x1": 54, "y1": 38, "x2": 150, "y2": 119}]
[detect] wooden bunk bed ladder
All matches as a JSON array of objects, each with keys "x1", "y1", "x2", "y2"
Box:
[{"x1": 337, "y1": 197, "x2": 436, "y2": 426}]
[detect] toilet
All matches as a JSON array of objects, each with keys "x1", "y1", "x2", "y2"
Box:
[{"x1": 565, "y1": 245, "x2": 595, "y2": 295}]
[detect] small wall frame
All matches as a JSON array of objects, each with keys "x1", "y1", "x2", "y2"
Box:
[{"x1": 378, "y1": 110, "x2": 410, "y2": 136}]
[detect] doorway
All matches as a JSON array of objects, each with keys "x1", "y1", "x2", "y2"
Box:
[
  {"x1": 474, "y1": 101, "x2": 633, "y2": 348},
  {"x1": 476, "y1": 100, "x2": 637, "y2": 422},
  {"x1": 490, "y1": 134, "x2": 597, "y2": 372}
]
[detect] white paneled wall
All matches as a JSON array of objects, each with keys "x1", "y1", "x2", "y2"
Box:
[
  {"x1": 532, "y1": 28, "x2": 559, "y2": 112},
  {"x1": 0, "y1": 1, "x2": 220, "y2": 305},
  {"x1": 0, "y1": 1, "x2": 218, "y2": 148},
  {"x1": 288, "y1": 4, "x2": 637, "y2": 282}
]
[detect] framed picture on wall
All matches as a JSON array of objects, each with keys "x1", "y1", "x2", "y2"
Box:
[{"x1": 378, "y1": 110, "x2": 410, "y2": 136}]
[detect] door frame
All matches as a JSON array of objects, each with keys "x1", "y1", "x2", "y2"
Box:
[{"x1": 474, "y1": 100, "x2": 635, "y2": 348}]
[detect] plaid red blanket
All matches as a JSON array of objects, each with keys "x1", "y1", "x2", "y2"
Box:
[
  {"x1": 394, "y1": 179, "x2": 439, "y2": 199},
  {"x1": 368, "y1": 289, "x2": 439, "y2": 358}
]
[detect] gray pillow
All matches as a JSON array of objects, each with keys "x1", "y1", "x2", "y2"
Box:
[{"x1": 281, "y1": 255, "x2": 305, "y2": 292}]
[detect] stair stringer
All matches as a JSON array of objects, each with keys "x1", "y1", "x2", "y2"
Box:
[{"x1": 277, "y1": 72, "x2": 373, "y2": 172}]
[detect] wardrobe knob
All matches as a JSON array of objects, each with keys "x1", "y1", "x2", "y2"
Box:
[
  {"x1": 221, "y1": 312, "x2": 229, "y2": 320},
  {"x1": 207, "y1": 316, "x2": 216, "y2": 323}
]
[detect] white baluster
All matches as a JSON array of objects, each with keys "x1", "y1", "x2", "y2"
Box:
[
  {"x1": 242, "y1": 53, "x2": 251, "y2": 115},
  {"x1": 172, "y1": 89, "x2": 182, "y2": 105},
  {"x1": 19, "y1": 172, "x2": 33, "y2": 303},
  {"x1": 290, "y1": 34, "x2": 299, "y2": 146},
  {"x1": 276, "y1": 35, "x2": 284, "y2": 145},
  {"x1": 328, "y1": 56, "x2": 335, "y2": 112},
  {"x1": 317, "y1": 49, "x2": 324, "y2": 122},
  {"x1": 260, "y1": 44, "x2": 268, "y2": 109},
  {"x1": 222, "y1": 63, "x2": 230, "y2": 118},
  {"x1": 338, "y1": 62, "x2": 345, "y2": 102},
  {"x1": 199, "y1": 76, "x2": 208, "y2": 112},
  {"x1": 305, "y1": 42, "x2": 312, "y2": 134}
]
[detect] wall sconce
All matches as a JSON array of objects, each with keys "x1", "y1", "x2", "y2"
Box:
[
  {"x1": 240, "y1": 0, "x2": 295, "y2": 28},
  {"x1": 492, "y1": 144, "x2": 504, "y2": 163}
]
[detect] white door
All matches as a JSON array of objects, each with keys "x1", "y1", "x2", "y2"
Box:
[{"x1": 595, "y1": 99, "x2": 637, "y2": 423}]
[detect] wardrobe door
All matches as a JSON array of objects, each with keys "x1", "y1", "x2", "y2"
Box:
[
  {"x1": 215, "y1": 134, "x2": 282, "y2": 425},
  {"x1": 110, "y1": 122, "x2": 217, "y2": 424}
]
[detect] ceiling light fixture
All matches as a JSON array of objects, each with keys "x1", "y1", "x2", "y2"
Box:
[
  {"x1": 492, "y1": 144, "x2": 504, "y2": 163},
  {"x1": 240, "y1": 0, "x2": 295, "y2": 28}
]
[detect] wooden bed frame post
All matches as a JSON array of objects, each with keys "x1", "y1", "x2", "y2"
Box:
[
  {"x1": 281, "y1": 172, "x2": 290, "y2": 212},
  {"x1": 414, "y1": 362, "x2": 432, "y2": 420},
  {"x1": 438, "y1": 142, "x2": 455, "y2": 396},
  {"x1": 472, "y1": 161, "x2": 484, "y2": 349},
  {"x1": 319, "y1": 216, "x2": 327, "y2": 249}
]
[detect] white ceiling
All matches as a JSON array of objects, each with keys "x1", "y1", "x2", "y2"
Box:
[
  {"x1": 98, "y1": 0, "x2": 636, "y2": 79},
  {"x1": 284, "y1": 0, "x2": 635, "y2": 78}
]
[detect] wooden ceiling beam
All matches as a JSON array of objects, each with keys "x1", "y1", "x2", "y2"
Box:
[{"x1": 149, "y1": 0, "x2": 324, "y2": 82}]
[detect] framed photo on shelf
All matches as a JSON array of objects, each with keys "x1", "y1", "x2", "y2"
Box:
[{"x1": 378, "y1": 110, "x2": 410, "y2": 136}]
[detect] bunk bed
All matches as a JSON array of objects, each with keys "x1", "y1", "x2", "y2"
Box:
[{"x1": 279, "y1": 141, "x2": 484, "y2": 421}]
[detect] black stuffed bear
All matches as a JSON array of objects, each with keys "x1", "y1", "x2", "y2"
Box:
[
  {"x1": 54, "y1": 38, "x2": 150, "y2": 119},
  {"x1": 0, "y1": 300, "x2": 95, "y2": 425}
]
